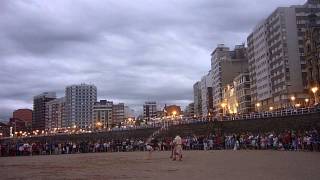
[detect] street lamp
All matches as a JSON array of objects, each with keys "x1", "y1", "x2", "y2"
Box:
[
  {"x1": 96, "y1": 121, "x2": 102, "y2": 128},
  {"x1": 269, "y1": 106, "x2": 274, "y2": 111},
  {"x1": 221, "y1": 102, "x2": 227, "y2": 116},
  {"x1": 290, "y1": 96, "x2": 296, "y2": 108},
  {"x1": 256, "y1": 103, "x2": 261, "y2": 112},
  {"x1": 305, "y1": 98, "x2": 309, "y2": 107},
  {"x1": 311, "y1": 86, "x2": 319, "y2": 105},
  {"x1": 172, "y1": 111, "x2": 177, "y2": 117}
]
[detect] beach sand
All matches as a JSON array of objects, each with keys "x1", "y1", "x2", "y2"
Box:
[{"x1": 0, "y1": 150, "x2": 319, "y2": 180}]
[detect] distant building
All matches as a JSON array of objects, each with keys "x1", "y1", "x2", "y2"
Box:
[
  {"x1": 11, "y1": 109, "x2": 32, "y2": 131},
  {"x1": 113, "y1": 103, "x2": 125, "y2": 126},
  {"x1": 33, "y1": 92, "x2": 56, "y2": 130},
  {"x1": 184, "y1": 103, "x2": 195, "y2": 118},
  {"x1": 93, "y1": 100, "x2": 113, "y2": 129},
  {"x1": 65, "y1": 84, "x2": 97, "y2": 129},
  {"x1": 8, "y1": 118, "x2": 29, "y2": 133},
  {"x1": 201, "y1": 71, "x2": 214, "y2": 117},
  {"x1": 193, "y1": 81, "x2": 202, "y2": 117},
  {"x1": 143, "y1": 101, "x2": 157, "y2": 121},
  {"x1": 45, "y1": 97, "x2": 65, "y2": 131},
  {"x1": 0, "y1": 122, "x2": 10, "y2": 137},
  {"x1": 164, "y1": 105, "x2": 182, "y2": 117},
  {"x1": 211, "y1": 44, "x2": 248, "y2": 116},
  {"x1": 13, "y1": 109, "x2": 32, "y2": 123},
  {"x1": 305, "y1": 13, "x2": 320, "y2": 104}
]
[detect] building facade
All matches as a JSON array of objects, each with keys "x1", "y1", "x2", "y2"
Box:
[
  {"x1": 211, "y1": 44, "x2": 248, "y2": 116},
  {"x1": 0, "y1": 122, "x2": 10, "y2": 137},
  {"x1": 32, "y1": 92, "x2": 56, "y2": 130},
  {"x1": 113, "y1": 103, "x2": 125, "y2": 126},
  {"x1": 184, "y1": 103, "x2": 195, "y2": 118},
  {"x1": 13, "y1": 109, "x2": 33, "y2": 123},
  {"x1": 305, "y1": 13, "x2": 320, "y2": 104},
  {"x1": 93, "y1": 100, "x2": 113, "y2": 129},
  {"x1": 222, "y1": 84, "x2": 238, "y2": 115},
  {"x1": 11, "y1": 109, "x2": 32, "y2": 132},
  {"x1": 164, "y1": 105, "x2": 182, "y2": 117},
  {"x1": 45, "y1": 97, "x2": 65, "y2": 131},
  {"x1": 248, "y1": 1, "x2": 320, "y2": 111},
  {"x1": 201, "y1": 71, "x2": 214, "y2": 117},
  {"x1": 143, "y1": 101, "x2": 157, "y2": 121},
  {"x1": 193, "y1": 81, "x2": 202, "y2": 117},
  {"x1": 234, "y1": 72, "x2": 252, "y2": 114},
  {"x1": 65, "y1": 84, "x2": 97, "y2": 129}
]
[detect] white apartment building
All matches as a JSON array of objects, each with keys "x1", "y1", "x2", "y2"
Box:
[
  {"x1": 65, "y1": 84, "x2": 97, "y2": 129},
  {"x1": 248, "y1": 0, "x2": 320, "y2": 110}
]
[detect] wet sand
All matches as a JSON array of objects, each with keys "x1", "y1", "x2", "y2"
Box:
[{"x1": 0, "y1": 150, "x2": 319, "y2": 180}]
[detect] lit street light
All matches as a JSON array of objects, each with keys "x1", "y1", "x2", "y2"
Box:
[
  {"x1": 311, "y1": 86, "x2": 319, "y2": 105},
  {"x1": 305, "y1": 98, "x2": 309, "y2": 107},
  {"x1": 256, "y1": 103, "x2": 261, "y2": 112},
  {"x1": 221, "y1": 102, "x2": 227, "y2": 116},
  {"x1": 290, "y1": 96, "x2": 296, "y2": 108}
]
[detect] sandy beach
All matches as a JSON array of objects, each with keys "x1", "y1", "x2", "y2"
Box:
[{"x1": 0, "y1": 150, "x2": 319, "y2": 180}]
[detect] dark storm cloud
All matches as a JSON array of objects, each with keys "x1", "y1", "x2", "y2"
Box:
[{"x1": 0, "y1": 0, "x2": 305, "y2": 121}]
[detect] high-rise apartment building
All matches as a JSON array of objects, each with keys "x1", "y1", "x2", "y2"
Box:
[
  {"x1": 32, "y1": 92, "x2": 56, "y2": 130},
  {"x1": 193, "y1": 81, "x2": 202, "y2": 117},
  {"x1": 248, "y1": 0, "x2": 320, "y2": 110},
  {"x1": 113, "y1": 103, "x2": 125, "y2": 126},
  {"x1": 305, "y1": 13, "x2": 320, "y2": 104},
  {"x1": 65, "y1": 84, "x2": 97, "y2": 129},
  {"x1": 201, "y1": 71, "x2": 213, "y2": 116},
  {"x1": 45, "y1": 97, "x2": 65, "y2": 130},
  {"x1": 93, "y1": 100, "x2": 113, "y2": 129},
  {"x1": 143, "y1": 101, "x2": 157, "y2": 121},
  {"x1": 211, "y1": 44, "x2": 248, "y2": 116}
]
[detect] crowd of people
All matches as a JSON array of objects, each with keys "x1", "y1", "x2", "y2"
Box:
[{"x1": 0, "y1": 129, "x2": 319, "y2": 157}]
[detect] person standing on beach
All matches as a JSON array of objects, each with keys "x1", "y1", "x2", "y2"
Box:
[
  {"x1": 172, "y1": 135, "x2": 183, "y2": 161},
  {"x1": 146, "y1": 138, "x2": 157, "y2": 160}
]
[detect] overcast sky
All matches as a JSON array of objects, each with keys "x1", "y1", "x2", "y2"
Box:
[{"x1": 0, "y1": 0, "x2": 306, "y2": 121}]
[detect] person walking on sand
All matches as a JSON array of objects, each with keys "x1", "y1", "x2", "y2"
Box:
[
  {"x1": 173, "y1": 135, "x2": 183, "y2": 161},
  {"x1": 145, "y1": 138, "x2": 157, "y2": 160}
]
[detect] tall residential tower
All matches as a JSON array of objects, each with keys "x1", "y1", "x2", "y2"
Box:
[{"x1": 65, "y1": 84, "x2": 97, "y2": 129}]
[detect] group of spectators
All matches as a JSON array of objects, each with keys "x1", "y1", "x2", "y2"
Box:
[{"x1": 0, "y1": 129, "x2": 319, "y2": 157}]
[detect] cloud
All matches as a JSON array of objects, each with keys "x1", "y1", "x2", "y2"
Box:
[{"x1": 0, "y1": 0, "x2": 306, "y2": 121}]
